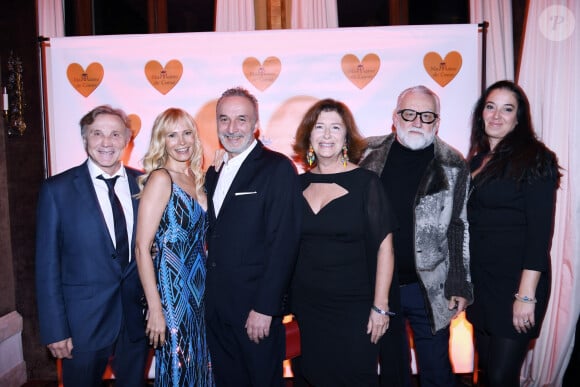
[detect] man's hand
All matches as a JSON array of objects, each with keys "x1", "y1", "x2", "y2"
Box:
[
  {"x1": 245, "y1": 309, "x2": 272, "y2": 344},
  {"x1": 448, "y1": 296, "x2": 468, "y2": 319},
  {"x1": 47, "y1": 338, "x2": 73, "y2": 359}
]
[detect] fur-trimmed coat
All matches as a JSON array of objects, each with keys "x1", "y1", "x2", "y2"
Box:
[{"x1": 360, "y1": 134, "x2": 473, "y2": 333}]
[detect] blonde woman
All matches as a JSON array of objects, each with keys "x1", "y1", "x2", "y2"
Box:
[{"x1": 135, "y1": 108, "x2": 214, "y2": 386}]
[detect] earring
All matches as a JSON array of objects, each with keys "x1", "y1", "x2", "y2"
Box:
[
  {"x1": 341, "y1": 144, "x2": 349, "y2": 167},
  {"x1": 307, "y1": 144, "x2": 316, "y2": 166}
]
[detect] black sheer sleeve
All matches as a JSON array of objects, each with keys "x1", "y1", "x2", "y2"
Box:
[{"x1": 363, "y1": 172, "x2": 398, "y2": 287}]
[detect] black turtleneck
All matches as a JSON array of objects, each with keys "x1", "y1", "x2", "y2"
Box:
[{"x1": 380, "y1": 140, "x2": 434, "y2": 285}]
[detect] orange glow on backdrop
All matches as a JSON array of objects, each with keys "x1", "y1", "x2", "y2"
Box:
[{"x1": 450, "y1": 312, "x2": 474, "y2": 373}]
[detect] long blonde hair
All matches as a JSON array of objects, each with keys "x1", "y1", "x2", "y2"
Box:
[{"x1": 138, "y1": 108, "x2": 205, "y2": 199}]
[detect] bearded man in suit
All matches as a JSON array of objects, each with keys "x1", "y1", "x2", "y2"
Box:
[{"x1": 204, "y1": 87, "x2": 302, "y2": 387}]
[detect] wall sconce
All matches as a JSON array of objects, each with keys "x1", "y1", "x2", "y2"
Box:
[{"x1": 1, "y1": 52, "x2": 26, "y2": 137}]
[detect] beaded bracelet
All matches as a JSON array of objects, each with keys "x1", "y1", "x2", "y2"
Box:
[
  {"x1": 371, "y1": 305, "x2": 396, "y2": 317},
  {"x1": 514, "y1": 293, "x2": 537, "y2": 304}
]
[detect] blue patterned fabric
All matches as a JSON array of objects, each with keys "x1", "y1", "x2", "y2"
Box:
[{"x1": 153, "y1": 182, "x2": 214, "y2": 386}]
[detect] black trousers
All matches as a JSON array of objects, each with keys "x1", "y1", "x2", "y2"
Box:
[
  {"x1": 206, "y1": 312, "x2": 285, "y2": 387},
  {"x1": 473, "y1": 329, "x2": 530, "y2": 387}
]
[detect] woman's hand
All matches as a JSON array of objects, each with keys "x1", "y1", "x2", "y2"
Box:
[
  {"x1": 514, "y1": 269, "x2": 541, "y2": 333},
  {"x1": 369, "y1": 234, "x2": 395, "y2": 344},
  {"x1": 145, "y1": 309, "x2": 167, "y2": 348},
  {"x1": 513, "y1": 300, "x2": 535, "y2": 334},
  {"x1": 213, "y1": 149, "x2": 226, "y2": 171},
  {"x1": 367, "y1": 309, "x2": 390, "y2": 344}
]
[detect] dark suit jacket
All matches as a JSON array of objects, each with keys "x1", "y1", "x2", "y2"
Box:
[
  {"x1": 205, "y1": 141, "x2": 301, "y2": 325},
  {"x1": 35, "y1": 161, "x2": 145, "y2": 351}
]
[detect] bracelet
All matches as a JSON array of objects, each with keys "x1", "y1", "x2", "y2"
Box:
[
  {"x1": 514, "y1": 293, "x2": 537, "y2": 304},
  {"x1": 371, "y1": 305, "x2": 396, "y2": 317}
]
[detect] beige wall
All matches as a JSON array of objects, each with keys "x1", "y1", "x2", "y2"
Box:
[{"x1": 255, "y1": 0, "x2": 292, "y2": 29}]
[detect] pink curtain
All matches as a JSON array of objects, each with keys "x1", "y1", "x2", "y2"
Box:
[
  {"x1": 518, "y1": 2, "x2": 580, "y2": 385},
  {"x1": 471, "y1": 2, "x2": 579, "y2": 385},
  {"x1": 215, "y1": 0, "x2": 255, "y2": 31},
  {"x1": 291, "y1": 0, "x2": 338, "y2": 29},
  {"x1": 37, "y1": 0, "x2": 64, "y2": 37},
  {"x1": 469, "y1": 0, "x2": 514, "y2": 86}
]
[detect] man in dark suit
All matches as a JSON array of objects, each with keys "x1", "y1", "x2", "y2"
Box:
[
  {"x1": 35, "y1": 105, "x2": 148, "y2": 387},
  {"x1": 205, "y1": 87, "x2": 302, "y2": 386}
]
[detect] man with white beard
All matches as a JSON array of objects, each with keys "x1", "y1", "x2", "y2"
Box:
[{"x1": 360, "y1": 85, "x2": 473, "y2": 387}]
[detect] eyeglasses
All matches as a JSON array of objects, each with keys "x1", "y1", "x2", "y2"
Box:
[{"x1": 397, "y1": 109, "x2": 439, "y2": 124}]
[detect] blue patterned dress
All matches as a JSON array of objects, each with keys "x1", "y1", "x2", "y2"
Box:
[{"x1": 153, "y1": 180, "x2": 214, "y2": 386}]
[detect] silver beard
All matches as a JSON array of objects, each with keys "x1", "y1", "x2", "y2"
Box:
[{"x1": 395, "y1": 124, "x2": 436, "y2": 150}]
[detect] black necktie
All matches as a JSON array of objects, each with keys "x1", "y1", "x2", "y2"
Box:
[{"x1": 98, "y1": 175, "x2": 129, "y2": 270}]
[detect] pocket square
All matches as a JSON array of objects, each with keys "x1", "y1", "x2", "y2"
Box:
[{"x1": 235, "y1": 191, "x2": 257, "y2": 196}]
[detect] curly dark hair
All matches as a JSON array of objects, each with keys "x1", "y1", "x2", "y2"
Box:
[
  {"x1": 293, "y1": 98, "x2": 366, "y2": 170},
  {"x1": 468, "y1": 80, "x2": 561, "y2": 187}
]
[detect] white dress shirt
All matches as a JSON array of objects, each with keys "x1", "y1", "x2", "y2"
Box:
[
  {"x1": 213, "y1": 140, "x2": 257, "y2": 216},
  {"x1": 87, "y1": 158, "x2": 134, "y2": 260}
]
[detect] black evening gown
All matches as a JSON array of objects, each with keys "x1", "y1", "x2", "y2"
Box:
[
  {"x1": 291, "y1": 168, "x2": 396, "y2": 386},
  {"x1": 466, "y1": 155, "x2": 557, "y2": 340}
]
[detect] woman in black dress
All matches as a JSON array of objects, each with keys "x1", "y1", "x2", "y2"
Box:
[
  {"x1": 290, "y1": 99, "x2": 397, "y2": 386},
  {"x1": 466, "y1": 81, "x2": 561, "y2": 386}
]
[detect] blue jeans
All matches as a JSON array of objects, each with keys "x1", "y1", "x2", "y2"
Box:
[{"x1": 400, "y1": 282, "x2": 456, "y2": 387}]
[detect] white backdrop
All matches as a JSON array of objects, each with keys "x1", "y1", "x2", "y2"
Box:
[
  {"x1": 44, "y1": 25, "x2": 480, "y2": 374},
  {"x1": 45, "y1": 25, "x2": 479, "y2": 176}
]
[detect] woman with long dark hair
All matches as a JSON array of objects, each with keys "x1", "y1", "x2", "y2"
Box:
[{"x1": 466, "y1": 80, "x2": 561, "y2": 386}]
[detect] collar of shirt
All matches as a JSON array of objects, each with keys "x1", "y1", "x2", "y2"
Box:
[
  {"x1": 222, "y1": 139, "x2": 258, "y2": 169},
  {"x1": 213, "y1": 140, "x2": 258, "y2": 216},
  {"x1": 87, "y1": 158, "x2": 127, "y2": 181},
  {"x1": 87, "y1": 158, "x2": 134, "y2": 259}
]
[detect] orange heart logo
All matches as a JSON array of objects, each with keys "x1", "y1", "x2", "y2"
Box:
[
  {"x1": 341, "y1": 54, "x2": 380, "y2": 89},
  {"x1": 242, "y1": 57, "x2": 282, "y2": 91},
  {"x1": 144, "y1": 60, "x2": 183, "y2": 95},
  {"x1": 121, "y1": 113, "x2": 141, "y2": 166},
  {"x1": 127, "y1": 114, "x2": 141, "y2": 139},
  {"x1": 423, "y1": 51, "x2": 462, "y2": 87},
  {"x1": 66, "y1": 63, "x2": 104, "y2": 97}
]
